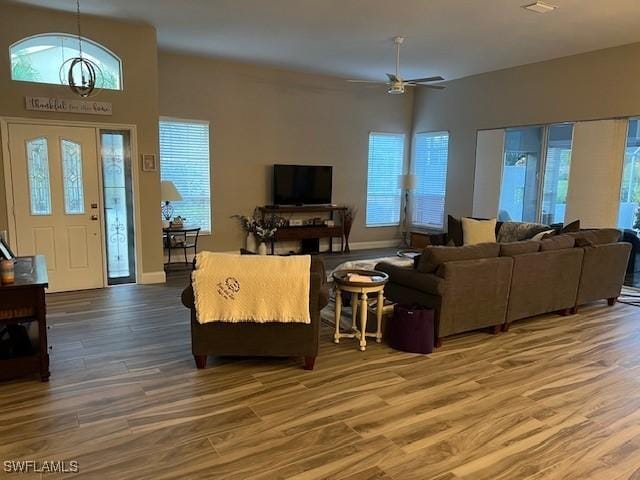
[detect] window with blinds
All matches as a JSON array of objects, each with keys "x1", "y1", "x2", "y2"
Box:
[
  {"x1": 159, "y1": 119, "x2": 211, "y2": 232},
  {"x1": 366, "y1": 132, "x2": 405, "y2": 227},
  {"x1": 412, "y1": 131, "x2": 449, "y2": 228}
]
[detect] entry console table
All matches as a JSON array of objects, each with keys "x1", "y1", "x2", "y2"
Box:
[
  {"x1": 259, "y1": 205, "x2": 348, "y2": 254},
  {"x1": 0, "y1": 255, "x2": 50, "y2": 382}
]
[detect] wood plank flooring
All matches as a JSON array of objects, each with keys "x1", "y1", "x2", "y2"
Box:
[{"x1": 2, "y1": 267, "x2": 640, "y2": 479}]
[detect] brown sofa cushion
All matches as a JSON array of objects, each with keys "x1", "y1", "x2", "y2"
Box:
[
  {"x1": 567, "y1": 229, "x2": 621, "y2": 246},
  {"x1": 540, "y1": 234, "x2": 575, "y2": 251},
  {"x1": 500, "y1": 240, "x2": 541, "y2": 256},
  {"x1": 417, "y1": 242, "x2": 500, "y2": 273},
  {"x1": 376, "y1": 262, "x2": 445, "y2": 295},
  {"x1": 574, "y1": 237, "x2": 594, "y2": 248}
]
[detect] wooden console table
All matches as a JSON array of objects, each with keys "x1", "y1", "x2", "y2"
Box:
[
  {"x1": 0, "y1": 255, "x2": 50, "y2": 382},
  {"x1": 259, "y1": 205, "x2": 348, "y2": 254}
]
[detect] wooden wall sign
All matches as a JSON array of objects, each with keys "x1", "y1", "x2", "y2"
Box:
[{"x1": 25, "y1": 96, "x2": 112, "y2": 116}]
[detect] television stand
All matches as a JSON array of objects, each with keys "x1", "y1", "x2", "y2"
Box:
[{"x1": 258, "y1": 205, "x2": 348, "y2": 254}]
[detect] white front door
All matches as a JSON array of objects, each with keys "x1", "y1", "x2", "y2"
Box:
[{"x1": 8, "y1": 123, "x2": 104, "y2": 292}]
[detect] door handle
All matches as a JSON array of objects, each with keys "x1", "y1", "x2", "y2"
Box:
[{"x1": 91, "y1": 215, "x2": 99, "y2": 221}]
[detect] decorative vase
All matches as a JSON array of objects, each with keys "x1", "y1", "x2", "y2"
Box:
[
  {"x1": 246, "y1": 232, "x2": 257, "y2": 252},
  {"x1": 257, "y1": 242, "x2": 268, "y2": 255},
  {"x1": 343, "y1": 219, "x2": 353, "y2": 253},
  {"x1": 0, "y1": 259, "x2": 15, "y2": 285}
]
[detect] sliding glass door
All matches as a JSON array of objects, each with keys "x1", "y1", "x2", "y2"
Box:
[
  {"x1": 618, "y1": 118, "x2": 640, "y2": 230},
  {"x1": 499, "y1": 126, "x2": 543, "y2": 222},
  {"x1": 541, "y1": 124, "x2": 573, "y2": 224},
  {"x1": 498, "y1": 123, "x2": 573, "y2": 224}
]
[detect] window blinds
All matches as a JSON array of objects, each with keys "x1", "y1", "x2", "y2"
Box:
[
  {"x1": 366, "y1": 133, "x2": 405, "y2": 227},
  {"x1": 412, "y1": 132, "x2": 449, "y2": 228},
  {"x1": 473, "y1": 129, "x2": 504, "y2": 219},
  {"x1": 159, "y1": 119, "x2": 211, "y2": 232}
]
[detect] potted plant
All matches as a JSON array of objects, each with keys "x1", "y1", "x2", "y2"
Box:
[
  {"x1": 254, "y1": 222, "x2": 277, "y2": 255},
  {"x1": 232, "y1": 212, "x2": 284, "y2": 254},
  {"x1": 231, "y1": 213, "x2": 258, "y2": 252}
]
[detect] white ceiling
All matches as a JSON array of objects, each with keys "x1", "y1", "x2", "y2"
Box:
[{"x1": 8, "y1": 0, "x2": 640, "y2": 81}]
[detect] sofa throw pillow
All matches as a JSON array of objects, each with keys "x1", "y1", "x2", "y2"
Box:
[
  {"x1": 561, "y1": 219, "x2": 581, "y2": 233},
  {"x1": 499, "y1": 240, "x2": 541, "y2": 257},
  {"x1": 461, "y1": 218, "x2": 497, "y2": 245},
  {"x1": 540, "y1": 234, "x2": 575, "y2": 251},
  {"x1": 447, "y1": 215, "x2": 464, "y2": 247},
  {"x1": 531, "y1": 229, "x2": 556, "y2": 241},
  {"x1": 496, "y1": 221, "x2": 550, "y2": 243},
  {"x1": 417, "y1": 242, "x2": 500, "y2": 273},
  {"x1": 567, "y1": 229, "x2": 621, "y2": 246},
  {"x1": 447, "y1": 215, "x2": 502, "y2": 246},
  {"x1": 549, "y1": 220, "x2": 581, "y2": 238}
]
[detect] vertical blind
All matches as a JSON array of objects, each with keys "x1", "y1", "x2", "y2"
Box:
[
  {"x1": 564, "y1": 119, "x2": 627, "y2": 228},
  {"x1": 473, "y1": 129, "x2": 505, "y2": 218},
  {"x1": 159, "y1": 119, "x2": 211, "y2": 232},
  {"x1": 366, "y1": 132, "x2": 405, "y2": 226},
  {"x1": 412, "y1": 132, "x2": 449, "y2": 228}
]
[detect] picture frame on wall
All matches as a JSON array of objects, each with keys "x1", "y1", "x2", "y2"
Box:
[
  {"x1": 0, "y1": 238, "x2": 14, "y2": 260},
  {"x1": 141, "y1": 154, "x2": 158, "y2": 172}
]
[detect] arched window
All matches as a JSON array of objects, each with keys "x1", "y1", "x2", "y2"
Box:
[{"x1": 10, "y1": 33, "x2": 122, "y2": 90}]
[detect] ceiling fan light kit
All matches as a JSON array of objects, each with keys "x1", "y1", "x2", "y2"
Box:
[{"x1": 347, "y1": 36, "x2": 445, "y2": 95}]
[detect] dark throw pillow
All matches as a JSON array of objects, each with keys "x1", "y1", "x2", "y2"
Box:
[{"x1": 447, "y1": 215, "x2": 464, "y2": 247}]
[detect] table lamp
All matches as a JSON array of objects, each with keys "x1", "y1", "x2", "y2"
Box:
[{"x1": 161, "y1": 180, "x2": 182, "y2": 224}]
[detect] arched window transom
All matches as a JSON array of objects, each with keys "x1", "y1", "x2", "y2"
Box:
[{"x1": 10, "y1": 33, "x2": 122, "y2": 90}]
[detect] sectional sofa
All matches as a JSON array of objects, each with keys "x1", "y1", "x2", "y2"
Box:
[{"x1": 376, "y1": 229, "x2": 631, "y2": 346}]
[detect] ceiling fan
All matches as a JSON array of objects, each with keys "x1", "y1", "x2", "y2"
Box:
[{"x1": 348, "y1": 36, "x2": 445, "y2": 94}]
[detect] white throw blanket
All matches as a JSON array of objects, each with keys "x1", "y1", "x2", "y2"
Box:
[{"x1": 192, "y1": 252, "x2": 311, "y2": 324}]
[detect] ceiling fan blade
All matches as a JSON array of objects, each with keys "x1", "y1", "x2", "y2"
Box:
[
  {"x1": 347, "y1": 79, "x2": 388, "y2": 84},
  {"x1": 404, "y1": 76, "x2": 445, "y2": 83},
  {"x1": 422, "y1": 84, "x2": 446, "y2": 90},
  {"x1": 386, "y1": 73, "x2": 399, "y2": 82}
]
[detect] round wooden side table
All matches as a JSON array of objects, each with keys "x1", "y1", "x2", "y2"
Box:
[{"x1": 332, "y1": 269, "x2": 389, "y2": 351}]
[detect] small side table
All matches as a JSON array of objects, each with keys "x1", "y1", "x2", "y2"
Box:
[
  {"x1": 332, "y1": 269, "x2": 389, "y2": 351},
  {"x1": 163, "y1": 225, "x2": 201, "y2": 269}
]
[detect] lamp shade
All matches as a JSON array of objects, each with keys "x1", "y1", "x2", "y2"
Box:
[
  {"x1": 161, "y1": 180, "x2": 182, "y2": 202},
  {"x1": 398, "y1": 174, "x2": 417, "y2": 190}
]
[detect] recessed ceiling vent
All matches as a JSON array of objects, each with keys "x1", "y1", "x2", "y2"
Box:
[{"x1": 522, "y1": 1, "x2": 557, "y2": 13}]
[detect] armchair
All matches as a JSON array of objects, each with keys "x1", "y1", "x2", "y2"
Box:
[{"x1": 181, "y1": 256, "x2": 328, "y2": 370}]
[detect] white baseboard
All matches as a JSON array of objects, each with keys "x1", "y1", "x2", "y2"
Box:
[
  {"x1": 348, "y1": 239, "x2": 402, "y2": 251},
  {"x1": 139, "y1": 271, "x2": 166, "y2": 284}
]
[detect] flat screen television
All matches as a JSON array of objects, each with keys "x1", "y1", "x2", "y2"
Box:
[{"x1": 273, "y1": 164, "x2": 333, "y2": 205}]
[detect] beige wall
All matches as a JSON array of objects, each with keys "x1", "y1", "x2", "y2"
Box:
[
  {"x1": 0, "y1": 2, "x2": 163, "y2": 275},
  {"x1": 159, "y1": 52, "x2": 414, "y2": 252},
  {"x1": 412, "y1": 42, "x2": 640, "y2": 220}
]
